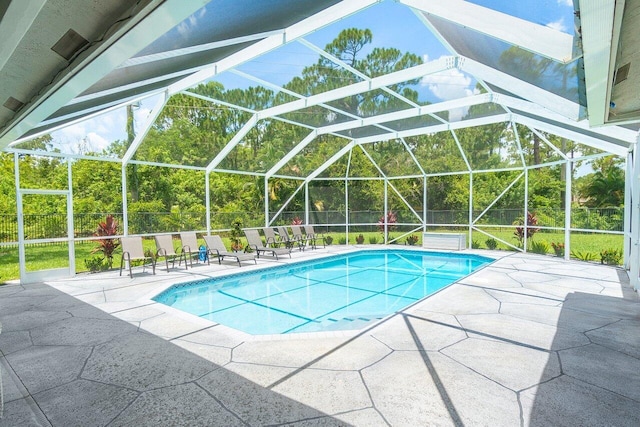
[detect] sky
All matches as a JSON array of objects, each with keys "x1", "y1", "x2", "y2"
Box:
[{"x1": 37, "y1": 0, "x2": 575, "y2": 156}]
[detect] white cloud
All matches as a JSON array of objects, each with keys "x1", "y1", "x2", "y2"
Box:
[
  {"x1": 85, "y1": 132, "x2": 110, "y2": 152},
  {"x1": 176, "y1": 7, "x2": 207, "y2": 37},
  {"x1": 546, "y1": 18, "x2": 567, "y2": 33},
  {"x1": 421, "y1": 58, "x2": 478, "y2": 121},
  {"x1": 558, "y1": 0, "x2": 573, "y2": 7}
]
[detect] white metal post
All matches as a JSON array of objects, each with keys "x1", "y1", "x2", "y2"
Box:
[
  {"x1": 524, "y1": 167, "x2": 528, "y2": 252},
  {"x1": 15, "y1": 152, "x2": 26, "y2": 280},
  {"x1": 384, "y1": 179, "x2": 389, "y2": 244},
  {"x1": 423, "y1": 176, "x2": 427, "y2": 232},
  {"x1": 468, "y1": 172, "x2": 473, "y2": 248},
  {"x1": 66, "y1": 159, "x2": 75, "y2": 275},
  {"x1": 205, "y1": 172, "x2": 211, "y2": 234},
  {"x1": 305, "y1": 181, "x2": 309, "y2": 225},
  {"x1": 630, "y1": 146, "x2": 640, "y2": 291},
  {"x1": 345, "y1": 149, "x2": 353, "y2": 243},
  {"x1": 121, "y1": 165, "x2": 128, "y2": 236},
  {"x1": 345, "y1": 178, "x2": 349, "y2": 243},
  {"x1": 623, "y1": 151, "x2": 632, "y2": 269},
  {"x1": 564, "y1": 159, "x2": 572, "y2": 260},
  {"x1": 264, "y1": 176, "x2": 269, "y2": 226}
]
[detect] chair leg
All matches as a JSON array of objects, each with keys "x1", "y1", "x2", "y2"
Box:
[{"x1": 127, "y1": 254, "x2": 133, "y2": 279}]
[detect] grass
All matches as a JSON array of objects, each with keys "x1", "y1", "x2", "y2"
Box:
[{"x1": 0, "y1": 230, "x2": 625, "y2": 283}]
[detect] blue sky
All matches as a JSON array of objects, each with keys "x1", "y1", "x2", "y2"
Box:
[{"x1": 44, "y1": 0, "x2": 577, "y2": 155}]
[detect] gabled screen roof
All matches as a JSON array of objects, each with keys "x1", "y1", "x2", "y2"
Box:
[{"x1": 1, "y1": 0, "x2": 637, "y2": 169}]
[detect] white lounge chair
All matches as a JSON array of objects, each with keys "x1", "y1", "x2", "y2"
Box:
[
  {"x1": 291, "y1": 225, "x2": 313, "y2": 249},
  {"x1": 155, "y1": 234, "x2": 187, "y2": 271},
  {"x1": 179, "y1": 231, "x2": 201, "y2": 267},
  {"x1": 119, "y1": 236, "x2": 155, "y2": 278},
  {"x1": 204, "y1": 235, "x2": 256, "y2": 266},
  {"x1": 244, "y1": 229, "x2": 291, "y2": 260},
  {"x1": 262, "y1": 227, "x2": 283, "y2": 247},
  {"x1": 276, "y1": 226, "x2": 304, "y2": 251},
  {"x1": 304, "y1": 225, "x2": 326, "y2": 248}
]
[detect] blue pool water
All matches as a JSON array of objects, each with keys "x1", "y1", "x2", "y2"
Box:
[{"x1": 153, "y1": 250, "x2": 492, "y2": 335}]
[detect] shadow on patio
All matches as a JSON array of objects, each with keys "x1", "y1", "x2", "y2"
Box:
[{"x1": 0, "y1": 283, "x2": 351, "y2": 426}]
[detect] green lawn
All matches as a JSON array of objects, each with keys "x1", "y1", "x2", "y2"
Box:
[{"x1": 0, "y1": 230, "x2": 625, "y2": 283}]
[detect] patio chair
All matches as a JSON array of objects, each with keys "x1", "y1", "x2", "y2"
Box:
[
  {"x1": 244, "y1": 228, "x2": 291, "y2": 260},
  {"x1": 119, "y1": 236, "x2": 156, "y2": 278},
  {"x1": 291, "y1": 225, "x2": 313, "y2": 249},
  {"x1": 179, "y1": 232, "x2": 201, "y2": 267},
  {"x1": 262, "y1": 227, "x2": 283, "y2": 247},
  {"x1": 154, "y1": 234, "x2": 187, "y2": 272},
  {"x1": 304, "y1": 225, "x2": 325, "y2": 248},
  {"x1": 204, "y1": 235, "x2": 256, "y2": 267},
  {"x1": 276, "y1": 226, "x2": 305, "y2": 251}
]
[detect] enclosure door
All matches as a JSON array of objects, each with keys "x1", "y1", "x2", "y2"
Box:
[{"x1": 18, "y1": 190, "x2": 75, "y2": 284}]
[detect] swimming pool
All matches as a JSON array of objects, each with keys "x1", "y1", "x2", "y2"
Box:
[{"x1": 153, "y1": 249, "x2": 493, "y2": 335}]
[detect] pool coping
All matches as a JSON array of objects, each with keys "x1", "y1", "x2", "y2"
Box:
[{"x1": 113, "y1": 246, "x2": 499, "y2": 342}]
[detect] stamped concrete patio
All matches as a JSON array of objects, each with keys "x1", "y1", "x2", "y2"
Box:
[{"x1": 1, "y1": 247, "x2": 639, "y2": 426}]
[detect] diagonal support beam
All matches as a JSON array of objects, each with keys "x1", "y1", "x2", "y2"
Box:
[
  {"x1": 168, "y1": 0, "x2": 380, "y2": 95},
  {"x1": 494, "y1": 93, "x2": 638, "y2": 143},
  {"x1": 122, "y1": 93, "x2": 168, "y2": 164},
  {"x1": 306, "y1": 141, "x2": 356, "y2": 182},
  {"x1": 259, "y1": 56, "x2": 456, "y2": 119},
  {"x1": 354, "y1": 114, "x2": 511, "y2": 144},
  {"x1": 206, "y1": 114, "x2": 258, "y2": 173},
  {"x1": 514, "y1": 115, "x2": 628, "y2": 157},
  {"x1": 0, "y1": 0, "x2": 212, "y2": 148},
  {"x1": 266, "y1": 130, "x2": 318, "y2": 178},
  {"x1": 462, "y1": 58, "x2": 584, "y2": 120},
  {"x1": 401, "y1": 0, "x2": 577, "y2": 63},
  {"x1": 319, "y1": 94, "x2": 490, "y2": 135}
]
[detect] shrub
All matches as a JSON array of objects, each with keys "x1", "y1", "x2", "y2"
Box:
[
  {"x1": 530, "y1": 240, "x2": 549, "y2": 255},
  {"x1": 325, "y1": 235, "x2": 334, "y2": 245},
  {"x1": 230, "y1": 217, "x2": 244, "y2": 251},
  {"x1": 600, "y1": 249, "x2": 622, "y2": 265},
  {"x1": 91, "y1": 214, "x2": 119, "y2": 268},
  {"x1": 471, "y1": 240, "x2": 480, "y2": 249},
  {"x1": 338, "y1": 236, "x2": 347, "y2": 245},
  {"x1": 377, "y1": 211, "x2": 397, "y2": 241},
  {"x1": 571, "y1": 250, "x2": 598, "y2": 262},
  {"x1": 355, "y1": 234, "x2": 365, "y2": 244},
  {"x1": 406, "y1": 234, "x2": 419, "y2": 246},
  {"x1": 551, "y1": 242, "x2": 564, "y2": 257},
  {"x1": 369, "y1": 235, "x2": 379, "y2": 244},
  {"x1": 514, "y1": 212, "x2": 540, "y2": 248},
  {"x1": 485, "y1": 238, "x2": 498, "y2": 250},
  {"x1": 84, "y1": 256, "x2": 108, "y2": 273}
]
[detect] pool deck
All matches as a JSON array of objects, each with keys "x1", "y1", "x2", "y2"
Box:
[{"x1": 1, "y1": 246, "x2": 639, "y2": 426}]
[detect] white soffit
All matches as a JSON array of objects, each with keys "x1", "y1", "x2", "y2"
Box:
[
  {"x1": 579, "y1": 0, "x2": 618, "y2": 126},
  {"x1": 0, "y1": 0, "x2": 212, "y2": 148},
  {"x1": 0, "y1": 0, "x2": 48, "y2": 71}
]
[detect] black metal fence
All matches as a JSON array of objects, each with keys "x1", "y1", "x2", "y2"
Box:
[{"x1": 0, "y1": 207, "x2": 624, "y2": 243}]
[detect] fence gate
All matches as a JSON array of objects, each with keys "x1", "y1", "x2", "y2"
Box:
[{"x1": 17, "y1": 188, "x2": 75, "y2": 284}]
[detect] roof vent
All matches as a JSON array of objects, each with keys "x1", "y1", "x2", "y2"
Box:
[
  {"x1": 3, "y1": 96, "x2": 24, "y2": 112},
  {"x1": 614, "y1": 63, "x2": 631, "y2": 85},
  {"x1": 51, "y1": 29, "x2": 89, "y2": 61}
]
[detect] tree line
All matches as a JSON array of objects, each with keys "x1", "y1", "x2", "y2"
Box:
[{"x1": 0, "y1": 28, "x2": 624, "y2": 232}]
